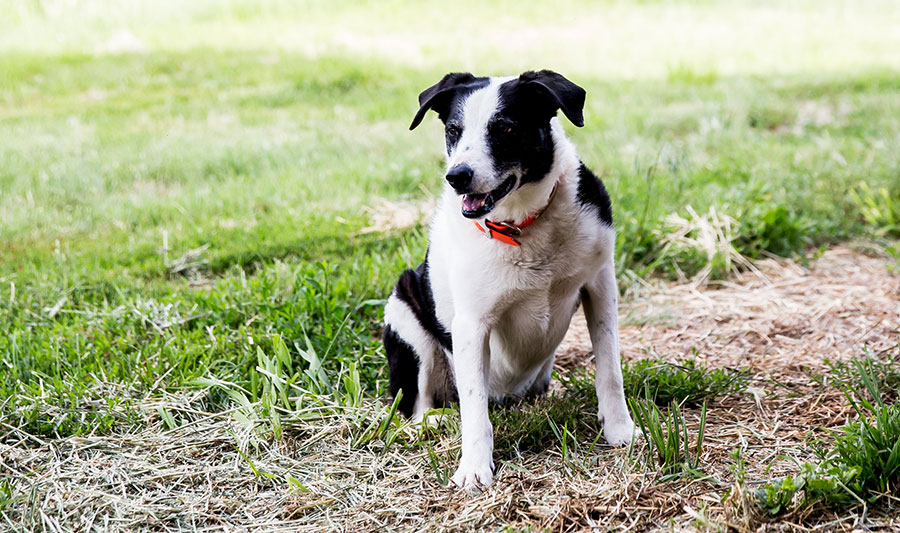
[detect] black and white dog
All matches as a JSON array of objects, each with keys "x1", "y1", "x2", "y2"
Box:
[{"x1": 383, "y1": 70, "x2": 635, "y2": 489}]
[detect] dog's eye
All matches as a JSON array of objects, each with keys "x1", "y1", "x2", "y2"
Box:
[
  {"x1": 493, "y1": 122, "x2": 514, "y2": 135},
  {"x1": 446, "y1": 125, "x2": 461, "y2": 138}
]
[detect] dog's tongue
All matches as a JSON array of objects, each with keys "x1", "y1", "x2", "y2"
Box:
[{"x1": 462, "y1": 193, "x2": 488, "y2": 211}]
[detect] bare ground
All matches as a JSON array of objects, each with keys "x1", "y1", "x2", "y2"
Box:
[{"x1": 3, "y1": 244, "x2": 899, "y2": 532}]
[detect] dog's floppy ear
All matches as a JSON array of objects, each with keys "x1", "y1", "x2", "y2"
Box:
[
  {"x1": 518, "y1": 70, "x2": 586, "y2": 127},
  {"x1": 409, "y1": 72, "x2": 478, "y2": 130}
]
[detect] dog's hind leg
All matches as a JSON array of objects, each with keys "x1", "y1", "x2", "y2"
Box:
[
  {"x1": 383, "y1": 324, "x2": 422, "y2": 418},
  {"x1": 384, "y1": 266, "x2": 449, "y2": 421}
]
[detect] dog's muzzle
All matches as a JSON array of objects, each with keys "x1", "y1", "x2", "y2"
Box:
[{"x1": 460, "y1": 174, "x2": 517, "y2": 219}]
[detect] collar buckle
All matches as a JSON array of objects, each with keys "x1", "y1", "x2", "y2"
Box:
[{"x1": 487, "y1": 220, "x2": 522, "y2": 236}]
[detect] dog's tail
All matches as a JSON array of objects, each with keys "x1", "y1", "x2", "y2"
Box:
[{"x1": 383, "y1": 324, "x2": 419, "y2": 417}]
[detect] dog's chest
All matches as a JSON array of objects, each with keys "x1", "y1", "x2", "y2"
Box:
[
  {"x1": 495, "y1": 271, "x2": 583, "y2": 339},
  {"x1": 500, "y1": 216, "x2": 605, "y2": 290}
]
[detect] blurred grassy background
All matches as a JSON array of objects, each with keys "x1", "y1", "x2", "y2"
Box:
[{"x1": 1, "y1": 0, "x2": 899, "y2": 435}]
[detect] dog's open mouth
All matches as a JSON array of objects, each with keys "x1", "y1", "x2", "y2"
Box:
[{"x1": 461, "y1": 175, "x2": 517, "y2": 219}]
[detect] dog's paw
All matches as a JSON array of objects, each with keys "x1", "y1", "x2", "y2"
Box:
[
  {"x1": 600, "y1": 414, "x2": 636, "y2": 446},
  {"x1": 450, "y1": 459, "x2": 494, "y2": 491}
]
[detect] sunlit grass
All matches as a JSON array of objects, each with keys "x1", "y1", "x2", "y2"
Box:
[{"x1": 4, "y1": 0, "x2": 900, "y2": 78}]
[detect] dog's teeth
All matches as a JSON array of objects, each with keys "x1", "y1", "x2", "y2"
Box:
[{"x1": 463, "y1": 194, "x2": 487, "y2": 211}]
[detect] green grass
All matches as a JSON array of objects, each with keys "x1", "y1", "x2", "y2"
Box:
[
  {"x1": 623, "y1": 357, "x2": 747, "y2": 406},
  {"x1": 4, "y1": 54, "x2": 895, "y2": 432},
  {"x1": 0, "y1": 0, "x2": 896, "y2": 439},
  {"x1": 1, "y1": 0, "x2": 899, "y2": 519},
  {"x1": 822, "y1": 355, "x2": 900, "y2": 504},
  {"x1": 825, "y1": 348, "x2": 900, "y2": 403},
  {"x1": 756, "y1": 405, "x2": 900, "y2": 515},
  {"x1": 490, "y1": 359, "x2": 736, "y2": 463},
  {"x1": 491, "y1": 371, "x2": 600, "y2": 458},
  {"x1": 0, "y1": 478, "x2": 18, "y2": 514}
]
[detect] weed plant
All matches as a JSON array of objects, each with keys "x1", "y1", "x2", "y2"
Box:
[
  {"x1": 629, "y1": 398, "x2": 708, "y2": 479},
  {"x1": 826, "y1": 348, "x2": 900, "y2": 403},
  {"x1": 757, "y1": 354, "x2": 900, "y2": 514}
]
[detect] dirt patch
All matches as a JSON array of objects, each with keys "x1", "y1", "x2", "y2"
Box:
[
  {"x1": 559, "y1": 244, "x2": 900, "y2": 374},
  {"x1": 357, "y1": 197, "x2": 437, "y2": 235}
]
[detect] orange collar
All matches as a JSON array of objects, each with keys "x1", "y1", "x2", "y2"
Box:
[{"x1": 473, "y1": 181, "x2": 559, "y2": 247}]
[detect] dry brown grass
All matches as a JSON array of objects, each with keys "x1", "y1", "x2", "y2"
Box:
[
  {"x1": 560, "y1": 243, "x2": 900, "y2": 373},
  {"x1": 3, "y1": 243, "x2": 899, "y2": 531}
]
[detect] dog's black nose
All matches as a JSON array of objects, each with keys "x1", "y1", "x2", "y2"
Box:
[{"x1": 445, "y1": 164, "x2": 473, "y2": 192}]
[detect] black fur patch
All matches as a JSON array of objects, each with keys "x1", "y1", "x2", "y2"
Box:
[
  {"x1": 515, "y1": 70, "x2": 586, "y2": 127},
  {"x1": 391, "y1": 254, "x2": 452, "y2": 351},
  {"x1": 575, "y1": 163, "x2": 613, "y2": 226},
  {"x1": 383, "y1": 325, "x2": 419, "y2": 417},
  {"x1": 487, "y1": 79, "x2": 557, "y2": 186},
  {"x1": 476, "y1": 71, "x2": 586, "y2": 187}
]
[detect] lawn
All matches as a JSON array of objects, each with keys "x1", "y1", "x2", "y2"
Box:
[{"x1": 1, "y1": 0, "x2": 899, "y2": 530}]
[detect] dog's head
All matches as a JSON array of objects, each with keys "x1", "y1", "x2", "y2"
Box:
[{"x1": 410, "y1": 70, "x2": 585, "y2": 219}]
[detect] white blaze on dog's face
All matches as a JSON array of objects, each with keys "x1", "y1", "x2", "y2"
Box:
[
  {"x1": 444, "y1": 77, "x2": 511, "y2": 215},
  {"x1": 410, "y1": 71, "x2": 586, "y2": 219}
]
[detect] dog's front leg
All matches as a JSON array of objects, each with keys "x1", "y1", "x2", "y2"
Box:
[
  {"x1": 448, "y1": 314, "x2": 494, "y2": 490},
  {"x1": 582, "y1": 264, "x2": 635, "y2": 446}
]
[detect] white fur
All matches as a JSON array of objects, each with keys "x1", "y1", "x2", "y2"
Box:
[
  {"x1": 389, "y1": 77, "x2": 635, "y2": 490},
  {"x1": 446, "y1": 77, "x2": 513, "y2": 192}
]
